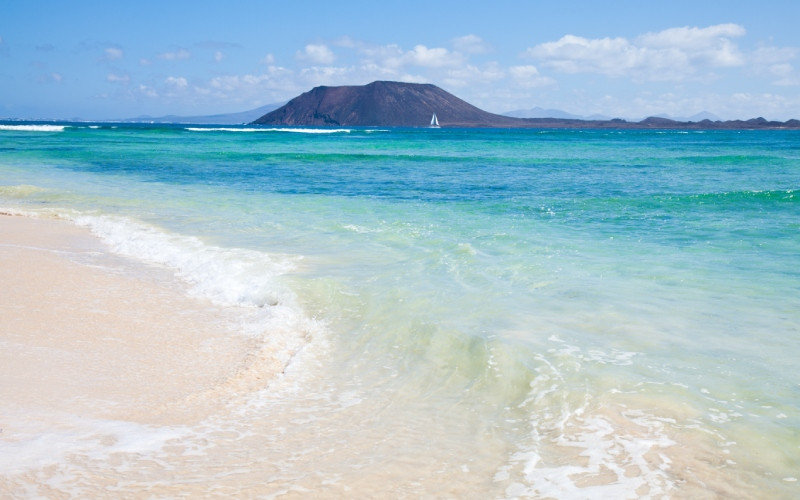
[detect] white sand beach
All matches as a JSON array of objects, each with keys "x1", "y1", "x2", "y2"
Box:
[{"x1": 0, "y1": 214, "x2": 269, "y2": 426}]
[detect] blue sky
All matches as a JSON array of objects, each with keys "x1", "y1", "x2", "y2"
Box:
[{"x1": 2, "y1": 0, "x2": 800, "y2": 120}]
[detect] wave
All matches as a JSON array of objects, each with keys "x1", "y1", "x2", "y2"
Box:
[
  {"x1": 185, "y1": 127, "x2": 352, "y2": 134},
  {"x1": 66, "y1": 213, "x2": 324, "y2": 396},
  {"x1": 493, "y1": 341, "x2": 678, "y2": 498},
  {"x1": 686, "y1": 189, "x2": 797, "y2": 205},
  {"x1": 70, "y1": 214, "x2": 299, "y2": 309},
  {"x1": 0, "y1": 124, "x2": 67, "y2": 132}
]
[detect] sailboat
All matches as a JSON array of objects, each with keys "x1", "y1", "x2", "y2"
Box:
[{"x1": 429, "y1": 113, "x2": 440, "y2": 128}]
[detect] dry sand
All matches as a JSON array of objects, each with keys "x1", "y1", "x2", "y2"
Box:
[{"x1": 0, "y1": 213, "x2": 260, "y2": 425}]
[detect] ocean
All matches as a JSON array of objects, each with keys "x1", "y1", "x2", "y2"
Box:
[{"x1": 1, "y1": 123, "x2": 798, "y2": 498}]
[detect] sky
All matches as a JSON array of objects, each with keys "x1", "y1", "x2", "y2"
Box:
[{"x1": 2, "y1": 0, "x2": 800, "y2": 121}]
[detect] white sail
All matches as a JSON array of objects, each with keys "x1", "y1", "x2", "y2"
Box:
[{"x1": 430, "y1": 113, "x2": 440, "y2": 128}]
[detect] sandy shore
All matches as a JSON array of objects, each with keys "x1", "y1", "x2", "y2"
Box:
[{"x1": 0, "y1": 214, "x2": 261, "y2": 426}]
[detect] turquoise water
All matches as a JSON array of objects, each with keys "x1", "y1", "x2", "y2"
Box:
[{"x1": 1, "y1": 123, "x2": 799, "y2": 497}]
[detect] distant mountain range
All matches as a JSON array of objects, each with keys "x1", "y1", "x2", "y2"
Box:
[
  {"x1": 502, "y1": 107, "x2": 722, "y2": 123},
  {"x1": 121, "y1": 103, "x2": 283, "y2": 124},
  {"x1": 252, "y1": 81, "x2": 800, "y2": 129},
  {"x1": 503, "y1": 107, "x2": 610, "y2": 120}
]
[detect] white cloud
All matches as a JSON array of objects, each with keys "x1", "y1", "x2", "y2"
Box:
[
  {"x1": 726, "y1": 92, "x2": 800, "y2": 118},
  {"x1": 261, "y1": 53, "x2": 275, "y2": 65},
  {"x1": 526, "y1": 24, "x2": 748, "y2": 81},
  {"x1": 165, "y1": 76, "x2": 188, "y2": 89},
  {"x1": 509, "y1": 65, "x2": 556, "y2": 88},
  {"x1": 104, "y1": 47, "x2": 123, "y2": 61},
  {"x1": 357, "y1": 43, "x2": 403, "y2": 65},
  {"x1": 404, "y1": 45, "x2": 461, "y2": 68},
  {"x1": 453, "y1": 34, "x2": 491, "y2": 55},
  {"x1": 298, "y1": 65, "x2": 352, "y2": 87},
  {"x1": 107, "y1": 73, "x2": 130, "y2": 84},
  {"x1": 296, "y1": 44, "x2": 335, "y2": 64},
  {"x1": 355, "y1": 43, "x2": 463, "y2": 71},
  {"x1": 210, "y1": 74, "x2": 270, "y2": 92},
  {"x1": 205, "y1": 66, "x2": 295, "y2": 96},
  {"x1": 158, "y1": 48, "x2": 191, "y2": 61},
  {"x1": 137, "y1": 84, "x2": 158, "y2": 98},
  {"x1": 750, "y1": 46, "x2": 799, "y2": 85},
  {"x1": 639, "y1": 24, "x2": 744, "y2": 47},
  {"x1": 440, "y1": 62, "x2": 505, "y2": 89},
  {"x1": 214, "y1": 51, "x2": 223, "y2": 62},
  {"x1": 774, "y1": 73, "x2": 800, "y2": 86},
  {"x1": 751, "y1": 45, "x2": 797, "y2": 65}
]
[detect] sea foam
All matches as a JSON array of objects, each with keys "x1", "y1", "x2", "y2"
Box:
[
  {"x1": 68, "y1": 213, "x2": 324, "y2": 394},
  {"x1": 71, "y1": 214, "x2": 300, "y2": 309},
  {"x1": 0, "y1": 124, "x2": 66, "y2": 132}
]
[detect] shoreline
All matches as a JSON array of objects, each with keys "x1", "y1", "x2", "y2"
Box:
[{"x1": 0, "y1": 213, "x2": 270, "y2": 426}]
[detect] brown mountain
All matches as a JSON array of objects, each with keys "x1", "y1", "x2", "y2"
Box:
[
  {"x1": 252, "y1": 80, "x2": 800, "y2": 129},
  {"x1": 251, "y1": 81, "x2": 525, "y2": 127}
]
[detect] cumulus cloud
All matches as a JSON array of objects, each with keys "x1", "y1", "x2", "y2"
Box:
[
  {"x1": 296, "y1": 44, "x2": 335, "y2": 64},
  {"x1": 158, "y1": 48, "x2": 191, "y2": 61},
  {"x1": 190, "y1": 66, "x2": 301, "y2": 107},
  {"x1": 210, "y1": 74, "x2": 270, "y2": 92},
  {"x1": 509, "y1": 65, "x2": 556, "y2": 88},
  {"x1": 206, "y1": 66, "x2": 294, "y2": 95},
  {"x1": 357, "y1": 43, "x2": 403, "y2": 64},
  {"x1": 182, "y1": 38, "x2": 527, "y2": 112},
  {"x1": 453, "y1": 34, "x2": 491, "y2": 55},
  {"x1": 525, "y1": 24, "x2": 748, "y2": 81},
  {"x1": 298, "y1": 65, "x2": 351, "y2": 87},
  {"x1": 404, "y1": 45, "x2": 461, "y2": 67},
  {"x1": 750, "y1": 46, "x2": 800, "y2": 85},
  {"x1": 137, "y1": 84, "x2": 158, "y2": 98},
  {"x1": 751, "y1": 45, "x2": 797, "y2": 65},
  {"x1": 165, "y1": 76, "x2": 188, "y2": 89},
  {"x1": 438, "y1": 61, "x2": 505, "y2": 89}
]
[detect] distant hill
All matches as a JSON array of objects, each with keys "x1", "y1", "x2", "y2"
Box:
[
  {"x1": 123, "y1": 103, "x2": 283, "y2": 124},
  {"x1": 251, "y1": 81, "x2": 800, "y2": 129},
  {"x1": 648, "y1": 111, "x2": 722, "y2": 122},
  {"x1": 504, "y1": 107, "x2": 722, "y2": 122},
  {"x1": 504, "y1": 107, "x2": 611, "y2": 120},
  {"x1": 252, "y1": 81, "x2": 524, "y2": 127}
]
